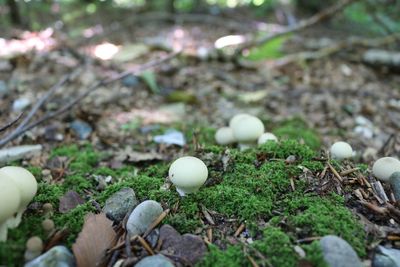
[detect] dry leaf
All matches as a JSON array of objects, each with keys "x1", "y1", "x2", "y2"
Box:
[
  {"x1": 72, "y1": 213, "x2": 117, "y2": 267},
  {"x1": 59, "y1": 190, "x2": 85, "y2": 213}
]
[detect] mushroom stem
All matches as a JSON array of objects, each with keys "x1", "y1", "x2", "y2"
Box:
[
  {"x1": 176, "y1": 187, "x2": 187, "y2": 197},
  {"x1": 238, "y1": 143, "x2": 254, "y2": 151},
  {"x1": 7, "y1": 208, "x2": 25, "y2": 229},
  {"x1": 0, "y1": 223, "x2": 8, "y2": 242}
]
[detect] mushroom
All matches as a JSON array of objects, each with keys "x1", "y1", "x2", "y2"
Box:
[
  {"x1": 258, "y1": 132, "x2": 278, "y2": 145},
  {"x1": 231, "y1": 115, "x2": 264, "y2": 150},
  {"x1": 229, "y1": 113, "x2": 252, "y2": 128},
  {"x1": 24, "y1": 236, "x2": 43, "y2": 261},
  {"x1": 42, "y1": 219, "x2": 55, "y2": 234},
  {"x1": 0, "y1": 166, "x2": 38, "y2": 228},
  {"x1": 215, "y1": 127, "x2": 236, "y2": 145},
  {"x1": 0, "y1": 178, "x2": 20, "y2": 241},
  {"x1": 330, "y1": 141, "x2": 353, "y2": 160},
  {"x1": 168, "y1": 156, "x2": 208, "y2": 196},
  {"x1": 372, "y1": 157, "x2": 400, "y2": 182}
]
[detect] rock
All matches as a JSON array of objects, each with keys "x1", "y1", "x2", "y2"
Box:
[
  {"x1": 320, "y1": 235, "x2": 363, "y2": 267},
  {"x1": 153, "y1": 129, "x2": 186, "y2": 146},
  {"x1": 13, "y1": 98, "x2": 31, "y2": 112},
  {"x1": 135, "y1": 254, "x2": 174, "y2": 267},
  {"x1": 363, "y1": 49, "x2": 400, "y2": 68},
  {"x1": 0, "y1": 145, "x2": 42, "y2": 164},
  {"x1": 0, "y1": 80, "x2": 8, "y2": 96},
  {"x1": 389, "y1": 172, "x2": 400, "y2": 201},
  {"x1": 159, "y1": 224, "x2": 207, "y2": 265},
  {"x1": 122, "y1": 75, "x2": 139, "y2": 87},
  {"x1": 24, "y1": 246, "x2": 75, "y2": 267},
  {"x1": 373, "y1": 246, "x2": 400, "y2": 267},
  {"x1": 145, "y1": 228, "x2": 160, "y2": 248},
  {"x1": 103, "y1": 188, "x2": 138, "y2": 222},
  {"x1": 70, "y1": 120, "x2": 92, "y2": 140},
  {"x1": 126, "y1": 200, "x2": 163, "y2": 237}
]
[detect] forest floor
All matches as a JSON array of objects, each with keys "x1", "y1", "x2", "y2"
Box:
[{"x1": 0, "y1": 6, "x2": 400, "y2": 267}]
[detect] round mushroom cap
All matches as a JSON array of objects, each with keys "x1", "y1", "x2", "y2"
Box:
[
  {"x1": 42, "y1": 219, "x2": 55, "y2": 232},
  {"x1": 26, "y1": 236, "x2": 43, "y2": 252},
  {"x1": 229, "y1": 113, "x2": 252, "y2": 128},
  {"x1": 215, "y1": 127, "x2": 236, "y2": 145},
  {"x1": 0, "y1": 166, "x2": 37, "y2": 208},
  {"x1": 258, "y1": 132, "x2": 278, "y2": 145},
  {"x1": 231, "y1": 115, "x2": 264, "y2": 142},
  {"x1": 169, "y1": 156, "x2": 208, "y2": 193},
  {"x1": 330, "y1": 141, "x2": 353, "y2": 160},
  {"x1": 372, "y1": 157, "x2": 400, "y2": 182},
  {"x1": 0, "y1": 178, "x2": 20, "y2": 222}
]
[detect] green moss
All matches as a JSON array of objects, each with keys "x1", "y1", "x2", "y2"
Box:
[
  {"x1": 198, "y1": 245, "x2": 249, "y2": 267},
  {"x1": 303, "y1": 241, "x2": 329, "y2": 267},
  {"x1": 273, "y1": 119, "x2": 321, "y2": 150},
  {"x1": 51, "y1": 144, "x2": 99, "y2": 173},
  {"x1": 253, "y1": 227, "x2": 298, "y2": 267},
  {"x1": 34, "y1": 183, "x2": 65, "y2": 206},
  {"x1": 258, "y1": 139, "x2": 316, "y2": 160}
]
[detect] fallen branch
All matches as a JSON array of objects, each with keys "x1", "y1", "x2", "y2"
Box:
[
  {"x1": 0, "y1": 112, "x2": 23, "y2": 133},
  {"x1": 234, "y1": 0, "x2": 358, "y2": 55},
  {"x1": 0, "y1": 51, "x2": 181, "y2": 147}
]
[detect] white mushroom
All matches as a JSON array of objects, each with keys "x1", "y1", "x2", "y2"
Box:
[
  {"x1": 0, "y1": 166, "x2": 38, "y2": 228},
  {"x1": 24, "y1": 236, "x2": 43, "y2": 261},
  {"x1": 215, "y1": 127, "x2": 236, "y2": 145},
  {"x1": 231, "y1": 115, "x2": 264, "y2": 150},
  {"x1": 229, "y1": 113, "x2": 252, "y2": 128},
  {"x1": 258, "y1": 132, "x2": 278, "y2": 145},
  {"x1": 372, "y1": 157, "x2": 400, "y2": 182},
  {"x1": 330, "y1": 141, "x2": 353, "y2": 160},
  {"x1": 168, "y1": 156, "x2": 208, "y2": 196},
  {"x1": 0, "y1": 178, "x2": 20, "y2": 241}
]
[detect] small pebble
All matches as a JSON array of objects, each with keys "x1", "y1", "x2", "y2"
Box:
[
  {"x1": 320, "y1": 235, "x2": 362, "y2": 267},
  {"x1": 126, "y1": 200, "x2": 163, "y2": 237},
  {"x1": 12, "y1": 98, "x2": 31, "y2": 112},
  {"x1": 24, "y1": 245, "x2": 75, "y2": 267},
  {"x1": 70, "y1": 120, "x2": 92, "y2": 140},
  {"x1": 373, "y1": 246, "x2": 400, "y2": 267},
  {"x1": 103, "y1": 188, "x2": 138, "y2": 223},
  {"x1": 134, "y1": 254, "x2": 174, "y2": 267},
  {"x1": 122, "y1": 74, "x2": 139, "y2": 87}
]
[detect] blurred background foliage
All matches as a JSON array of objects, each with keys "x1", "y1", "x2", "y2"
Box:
[{"x1": 1, "y1": 0, "x2": 399, "y2": 33}]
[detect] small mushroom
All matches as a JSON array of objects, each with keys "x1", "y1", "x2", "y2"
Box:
[
  {"x1": 229, "y1": 113, "x2": 252, "y2": 128},
  {"x1": 330, "y1": 141, "x2": 353, "y2": 160},
  {"x1": 42, "y1": 219, "x2": 55, "y2": 233},
  {"x1": 215, "y1": 127, "x2": 236, "y2": 145},
  {"x1": 231, "y1": 115, "x2": 264, "y2": 150},
  {"x1": 372, "y1": 157, "x2": 400, "y2": 182},
  {"x1": 0, "y1": 178, "x2": 20, "y2": 241},
  {"x1": 0, "y1": 166, "x2": 38, "y2": 228},
  {"x1": 258, "y1": 132, "x2": 278, "y2": 145},
  {"x1": 168, "y1": 156, "x2": 208, "y2": 196},
  {"x1": 24, "y1": 236, "x2": 43, "y2": 261}
]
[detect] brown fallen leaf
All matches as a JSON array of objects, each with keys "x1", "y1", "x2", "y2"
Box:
[
  {"x1": 59, "y1": 190, "x2": 85, "y2": 213},
  {"x1": 72, "y1": 213, "x2": 117, "y2": 267}
]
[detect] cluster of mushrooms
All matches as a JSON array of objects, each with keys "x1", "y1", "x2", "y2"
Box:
[
  {"x1": 0, "y1": 166, "x2": 37, "y2": 241},
  {"x1": 214, "y1": 113, "x2": 278, "y2": 150}
]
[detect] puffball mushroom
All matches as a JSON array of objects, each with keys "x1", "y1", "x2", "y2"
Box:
[
  {"x1": 0, "y1": 179, "x2": 20, "y2": 241},
  {"x1": 169, "y1": 156, "x2": 208, "y2": 196},
  {"x1": 0, "y1": 166, "x2": 38, "y2": 228},
  {"x1": 231, "y1": 115, "x2": 264, "y2": 150},
  {"x1": 229, "y1": 113, "x2": 252, "y2": 128},
  {"x1": 330, "y1": 141, "x2": 353, "y2": 160},
  {"x1": 215, "y1": 127, "x2": 236, "y2": 145},
  {"x1": 372, "y1": 157, "x2": 400, "y2": 182},
  {"x1": 258, "y1": 132, "x2": 278, "y2": 145}
]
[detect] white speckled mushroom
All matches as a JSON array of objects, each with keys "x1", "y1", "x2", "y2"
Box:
[
  {"x1": 0, "y1": 166, "x2": 37, "y2": 228},
  {"x1": 215, "y1": 127, "x2": 236, "y2": 145},
  {"x1": 231, "y1": 115, "x2": 264, "y2": 150},
  {"x1": 372, "y1": 157, "x2": 400, "y2": 182},
  {"x1": 169, "y1": 156, "x2": 208, "y2": 196},
  {"x1": 0, "y1": 178, "x2": 20, "y2": 241},
  {"x1": 330, "y1": 141, "x2": 353, "y2": 160},
  {"x1": 258, "y1": 132, "x2": 278, "y2": 145}
]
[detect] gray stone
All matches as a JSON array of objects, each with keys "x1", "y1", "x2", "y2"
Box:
[
  {"x1": 134, "y1": 254, "x2": 174, "y2": 267},
  {"x1": 126, "y1": 200, "x2": 163, "y2": 237},
  {"x1": 0, "y1": 145, "x2": 42, "y2": 164},
  {"x1": 320, "y1": 235, "x2": 363, "y2": 267},
  {"x1": 103, "y1": 188, "x2": 138, "y2": 222},
  {"x1": 122, "y1": 75, "x2": 139, "y2": 88},
  {"x1": 146, "y1": 228, "x2": 160, "y2": 248},
  {"x1": 13, "y1": 98, "x2": 31, "y2": 112},
  {"x1": 373, "y1": 246, "x2": 400, "y2": 267},
  {"x1": 70, "y1": 120, "x2": 92, "y2": 140},
  {"x1": 24, "y1": 246, "x2": 75, "y2": 267},
  {"x1": 390, "y1": 172, "x2": 400, "y2": 201}
]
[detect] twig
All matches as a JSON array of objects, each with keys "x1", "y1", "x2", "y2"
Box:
[
  {"x1": 143, "y1": 209, "x2": 170, "y2": 238},
  {"x1": 247, "y1": 255, "x2": 260, "y2": 267},
  {"x1": 234, "y1": 223, "x2": 246, "y2": 237},
  {"x1": 0, "y1": 112, "x2": 23, "y2": 133},
  {"x1": 235, "y1": 0, "x2": 358, "y2": 54},
  {"x1": 340, "y1": 168, "x2": 359, "y2": 176},
  {"x1": 0, "y1": 51, "x2": 180, "y2": 147},
  {"x1": 328, "y1": 162, "x2": 343, "y2": 182}
]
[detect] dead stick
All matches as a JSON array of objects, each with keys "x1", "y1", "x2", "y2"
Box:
[
  {"x1": 137, "y1": 236, "x2": 155, "y2": 255},
  {"x1": 235, "y1": 0, "x2": 358, "y2": 54},
  {"x1": 0, "y1": 112, "x2": 23, "y2": 133},
  {"x1": 340, "y1": 168, "x2": 360, "y2": 176},
  {"x1": 328, "y1": 163, "x2": 343, "y2": 182},
  {"x1": 143, "y1": 209, "x2": 170, "y2": 238},
  {"x1": 247, "y1": 255, "x2": 260, "y2": 267},
  {"x1": 234, "y1": 223, "x2": 245, "y2": 237}
]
